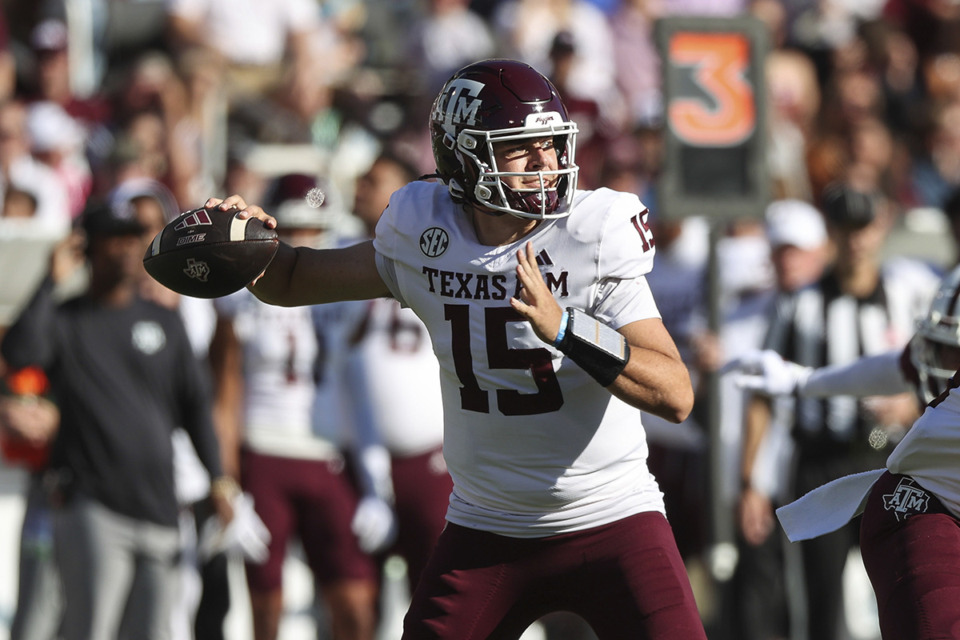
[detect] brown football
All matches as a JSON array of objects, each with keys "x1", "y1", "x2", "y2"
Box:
[{"x1": 143, "y1": 207, "x2": 278, "y2": 298}]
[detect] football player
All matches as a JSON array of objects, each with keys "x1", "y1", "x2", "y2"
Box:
[{"x1": 205, "y1": 59, "x2": 704, "y2": 639}]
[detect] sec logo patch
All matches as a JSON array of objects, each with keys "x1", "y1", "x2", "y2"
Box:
[{"x1": 420, "y1": 227, "x2": 449, "y2": 258}]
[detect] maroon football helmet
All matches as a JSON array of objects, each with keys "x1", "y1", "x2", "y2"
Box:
[{"x1": 429, "y1": 59, "x2": 579, "y2": 220}]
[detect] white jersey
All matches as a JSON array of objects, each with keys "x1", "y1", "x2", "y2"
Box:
[
  {"x1": 373, "y1": 181, "x2": 663, "y2": 538},
  {"x1": 343, "y1": 298, "x2": 444, "y2": 457},
  {"x1": 215, "y1": 289, "x2": 339, "y2": 460}
]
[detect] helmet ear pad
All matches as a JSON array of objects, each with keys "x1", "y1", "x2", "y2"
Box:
[
  {"x1": 455, "y1": 135, "x2": 488, "y2": 205},
  {"x1": 433, "y1": 129, "x2": 493, "y2": 206}
]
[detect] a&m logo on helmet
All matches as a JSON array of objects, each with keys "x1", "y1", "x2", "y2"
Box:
[{"x1": 433, "y1": 79, "x2": 485, "y2": 128}]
